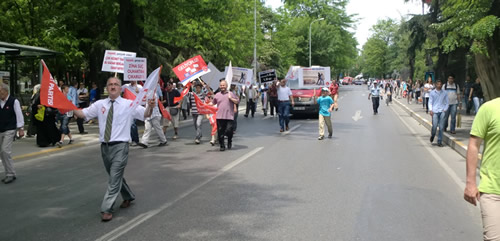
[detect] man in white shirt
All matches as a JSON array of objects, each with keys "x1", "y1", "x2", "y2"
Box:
[
  {"x1": 244, "y1": 84, "x2": 258, "y2": 118},
  {"x1": 140, "y1": 84, "x2": 167, "y2": 147},
  {"x1": 443, "y1": 73, "x2": 461, "y2": 134},
  {"x1": 277, "y1": 79, "x2": 295, "y2": 132},
  {"x1": 74, "y1": 77, "x2": 154, "y2": 222},
  {"x1": 0, "y1": 83, "x2": 24, "y2": 184}
]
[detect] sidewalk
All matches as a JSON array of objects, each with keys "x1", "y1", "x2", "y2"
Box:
[
  {"x1": 10, "y1": 102, "x2": 250, "y2": 161},
  {"x1": 393, "y1": 97, "x2": 478, "y2": 158}
]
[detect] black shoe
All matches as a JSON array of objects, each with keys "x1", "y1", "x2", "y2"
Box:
[
  {"x1": 244, "y1": 115, "x2": 248, "y2": 118},
  {"x1": 79, "y1": 131, "x2": 88, "y2": 134},
  {"x1": 328, "y1": 133, "x2": 332, "y2": 138},
  {"x1": 158, "y1": 142, "x2": 167, "y2": 146},
  {"x1": 137, "y1": 142, "x2": 148, "y2": 148},
  {"x1": 3, "y1": 176, "x2": 16, "y2": 184},
  {"x1": 437, "y1": 143, "x2": 444, "y2": 147},
  {"x1": 220, "y1": 146, "x2": 225, "y2": 151},
  {"x1": 430, "y1": 135, "x2": 435, "y2": 143},
  {"x1": 228, "y1": 142, "x2": 232, "y2": 150},
  {"x1": 68, "y1": 139, "x2": 73, "y2": 145}
]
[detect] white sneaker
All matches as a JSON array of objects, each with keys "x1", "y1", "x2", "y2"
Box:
[
  {"x1": 318, "y1": 136, "x2": 324, "y2": 140},
  {"x1": 195, "y1": 139, "x2": 200, "y2": 144},
  {"x1": 173, "y1": 135, "x2": 178, "y2": 140}
]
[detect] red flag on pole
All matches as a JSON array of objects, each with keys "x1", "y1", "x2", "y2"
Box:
[
  {"x1": 40, "y1": 60, "x2": 78, "y2": 113},
  {"x1": 174, "y1": 82, "x2": 192, "y2": 104}
]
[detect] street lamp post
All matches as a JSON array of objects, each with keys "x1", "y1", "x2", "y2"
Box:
[{"x1": 309, "y1": 17, "x2": 324, "y2": 67}]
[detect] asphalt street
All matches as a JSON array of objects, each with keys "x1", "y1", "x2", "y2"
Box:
[{"x1": 0, "y1": 85, "x2": 482, "y2": 241}]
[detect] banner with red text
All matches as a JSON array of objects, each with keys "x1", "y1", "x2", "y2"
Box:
[
  {"x1": 101, "y1": 50, "x2": 136, "y2": 73},
  {"x1": 173, "y1": 55, "x2": 211, "y2": 85},
  {"x1": 124, "y1": 57, "x2": 147, "y2": 81},
  {"x1": 40, "y1": 60, "x2": 78, "y2": 113}
]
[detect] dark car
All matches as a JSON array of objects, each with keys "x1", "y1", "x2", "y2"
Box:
[{"x1": 290, "y1": 88, "x2": 322, "y2": 116}]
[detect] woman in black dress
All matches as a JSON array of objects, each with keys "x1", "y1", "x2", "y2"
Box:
[{"x1": 31, "y1": 92, "x2": 60, "y2": 147}]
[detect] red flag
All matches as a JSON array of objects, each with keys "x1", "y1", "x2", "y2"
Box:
[
  {"x1": 40, "y1": 60, "x2": 78, "y2": 113},
  {"x1": 193, "y1": 94, "x2": 217, "y2": 115},
  {"x1": 174, "y1": 82, "x2": 192, "y2": 104},
  {"x1": 208, "y1": 113, "x2": 217, "y2": 136},
  {"x1": 158, "y1": 101, "x2": 172, "y2": 120},
  {"x1": 123, "y1": 88, "x2": 136, "y2": 100}
]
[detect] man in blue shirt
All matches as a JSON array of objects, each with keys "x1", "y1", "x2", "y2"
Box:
[
  {"x1": 317, "y1": 87, "x2": 334, "y2": 140},
  {"x1": 429, "y1": 80, "x2": 449, "y2": 147},
  {"x1": 368, "y1": 83, "x2": 381, "y2": 115}
]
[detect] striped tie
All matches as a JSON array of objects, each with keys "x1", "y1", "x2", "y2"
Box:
[{"x1": 104, "y1": 100, "x2": 114, "y2": 142}]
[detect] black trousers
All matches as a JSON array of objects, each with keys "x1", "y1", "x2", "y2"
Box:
[
  {"x1": 245, "y1": 100, "x2": 256, "y2": 117},
  {"x1": 217, "y1": 119, "x2": 234, "y2": 147},
  {"x1": 269, "y1": 97, "x2": 278, "y2": 115},
  {"x1": 372, "y1": 97, "x2": 380, "y2": 113},
  {"x1": 77, "y1": 102, "x2": 88, "y2": 133}
]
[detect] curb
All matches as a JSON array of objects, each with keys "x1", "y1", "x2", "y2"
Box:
[
  {"x1": 393, "y1": 99, "x2": 468, "y2": 158},
  {"x1": 12, "y1": 107, "x2": 248, "y2": 160}
]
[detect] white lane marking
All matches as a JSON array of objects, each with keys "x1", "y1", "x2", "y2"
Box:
[
  {"x1": 263, "y1": 116, "x2": 271, "y2": 120},
  {"x1": 361, "y1": 94, "x2": 366, "y2": 97},
  {"x1": 95, "y1": 147, "x2": 264, "y2": 241},
  {"x1": 390, "y1": 105, "x2": 473, "y2": 206},
  {"x1": 352, "y1": 110, "x2": 363, "y2": 122},
  {"x1": 281, "y1": 124, "x2": 301, "y2": 136}
]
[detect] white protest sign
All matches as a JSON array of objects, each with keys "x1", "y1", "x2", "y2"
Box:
[
  {"x1": 201, "y1": 62, "x2": 224, "y2": 90},
  {"x1": 101, "y1": 50, "x2": 137, "y2": 73},
  {"x1": 124, "y1": 57, "x2": 147, "y2": 81}
]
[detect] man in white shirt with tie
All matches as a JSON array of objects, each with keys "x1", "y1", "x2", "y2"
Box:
[{"x1": 74, "y1": 77, "x2": 154, "y2": 222}]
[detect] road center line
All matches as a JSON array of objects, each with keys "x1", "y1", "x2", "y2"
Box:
[{"x1": 95, "y1": 147, "x2": 264, "y2": 241}]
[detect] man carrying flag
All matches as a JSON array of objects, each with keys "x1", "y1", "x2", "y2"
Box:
[
  {"x1": 211, "y1": 79, "x2": 239, "y2": 151},
  {"x1": 73, "y1": 77, "x2": 155, "y2": 222}
]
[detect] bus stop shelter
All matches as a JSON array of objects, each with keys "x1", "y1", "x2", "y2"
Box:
[{"x1": 0, "y1": 41, "x2": 61, "y2": 95}]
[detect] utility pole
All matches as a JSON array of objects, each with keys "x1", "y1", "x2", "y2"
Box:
[{"x1": 254, "y1": 0, "x2": 257, "y2": 84}]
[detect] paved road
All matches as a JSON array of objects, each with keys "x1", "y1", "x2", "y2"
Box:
[{"x1": 1, "y1": 85, "x2": 482, "y2": 241}]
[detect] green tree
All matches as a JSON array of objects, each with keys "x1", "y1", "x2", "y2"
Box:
[{"x1": 432, "y1": 0, "x2": 500, "y2": 100}]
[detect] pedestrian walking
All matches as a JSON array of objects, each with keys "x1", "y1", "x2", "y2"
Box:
[
  {"x1": 329, "y1": 80, "x2": 339, "y2": 111},
  {"x1": 260, "y1": 84, "x2": 269, "y2": 116},
  {"x1": 268, "y1": 79, "x2": 278, "y2": 117},
  {"x1": 244, "y1": 84, "x2": 258, "y2": 118},
  {"x1": 77, "y1": 82, "x2": 89, "y2": 134},
  {"x1": 212, "y1": 80, "x2": 239, "y2": 151},
  {"x1": 443, "y1": 73, "x2": 461, "y2": 134},
  {"x1": 181, "y1": 84, "x2": 190, "y2": 120},
  {"x1": 423, "y1": 77, "x2": 434, "y2": 113},
  {"x1": 121, "y1": 81, "x2": 146, "y2": 147},
  {"x1": 73, "y1": 77, "x2": 155, "y2": 222},
  {"x1": 205, "y1": 93, "x2": 218, "y2": 146},
  {"x1": 464, "y1": 97, "x2": 500, "y2": 240},
  {"x1": 384, "y1": 83, "x2": 393, "y2": 106},
  {"x1": 277, "y1": 79, "x2": 294, "y2": 132},
  {"x1": 414, "y1": 80, "x2": 422, "y2": 104},
  {"x1": 162, "y1": 82, "x2": 181, "y2": 140},
  {"x1": 230, "y1": 84, "x2": 240, "y2": 132},
  {"x1": 463, "y1": 76, "x2": 474, "y2": 114},
  {"x1": 140, "y1": 84, "x2": 167, "y2": 147},
  {"x1": 57, "y1": 85, "x2": 74, "y2": 147},
  {"x1": 26, "y1": 84, "x2": 41, "y2": 137},
  {"x1": 0, "y1": 83, "x2": 25, "y2": 184},
  {"x1": 189, "y1": 83, "x2": 210, "y2": 144},
  {"x1": 317, "y1": 87, "x2": 334, "y2": 140},
  {"x1": 429, "y1": 80, "x2": 448, "y2": 147},
  {"x1": 368, "y1": 82, "x2": 381, "y2": 115},
  {"x1": 468, "y1": 77, "x2": 484, "y2": 115}
]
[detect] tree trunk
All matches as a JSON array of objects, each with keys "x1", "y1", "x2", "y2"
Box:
[
  {"x1": 118, "y1": 0, "x2": 144, "y2": 53},
  {"x1": 474, "y1": 31, "x2": 500, "y2": 101}
]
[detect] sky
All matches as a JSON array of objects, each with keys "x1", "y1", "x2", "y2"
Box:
[{"x1": 264, "y1": 0, "x2": 425, "y2": 48}]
